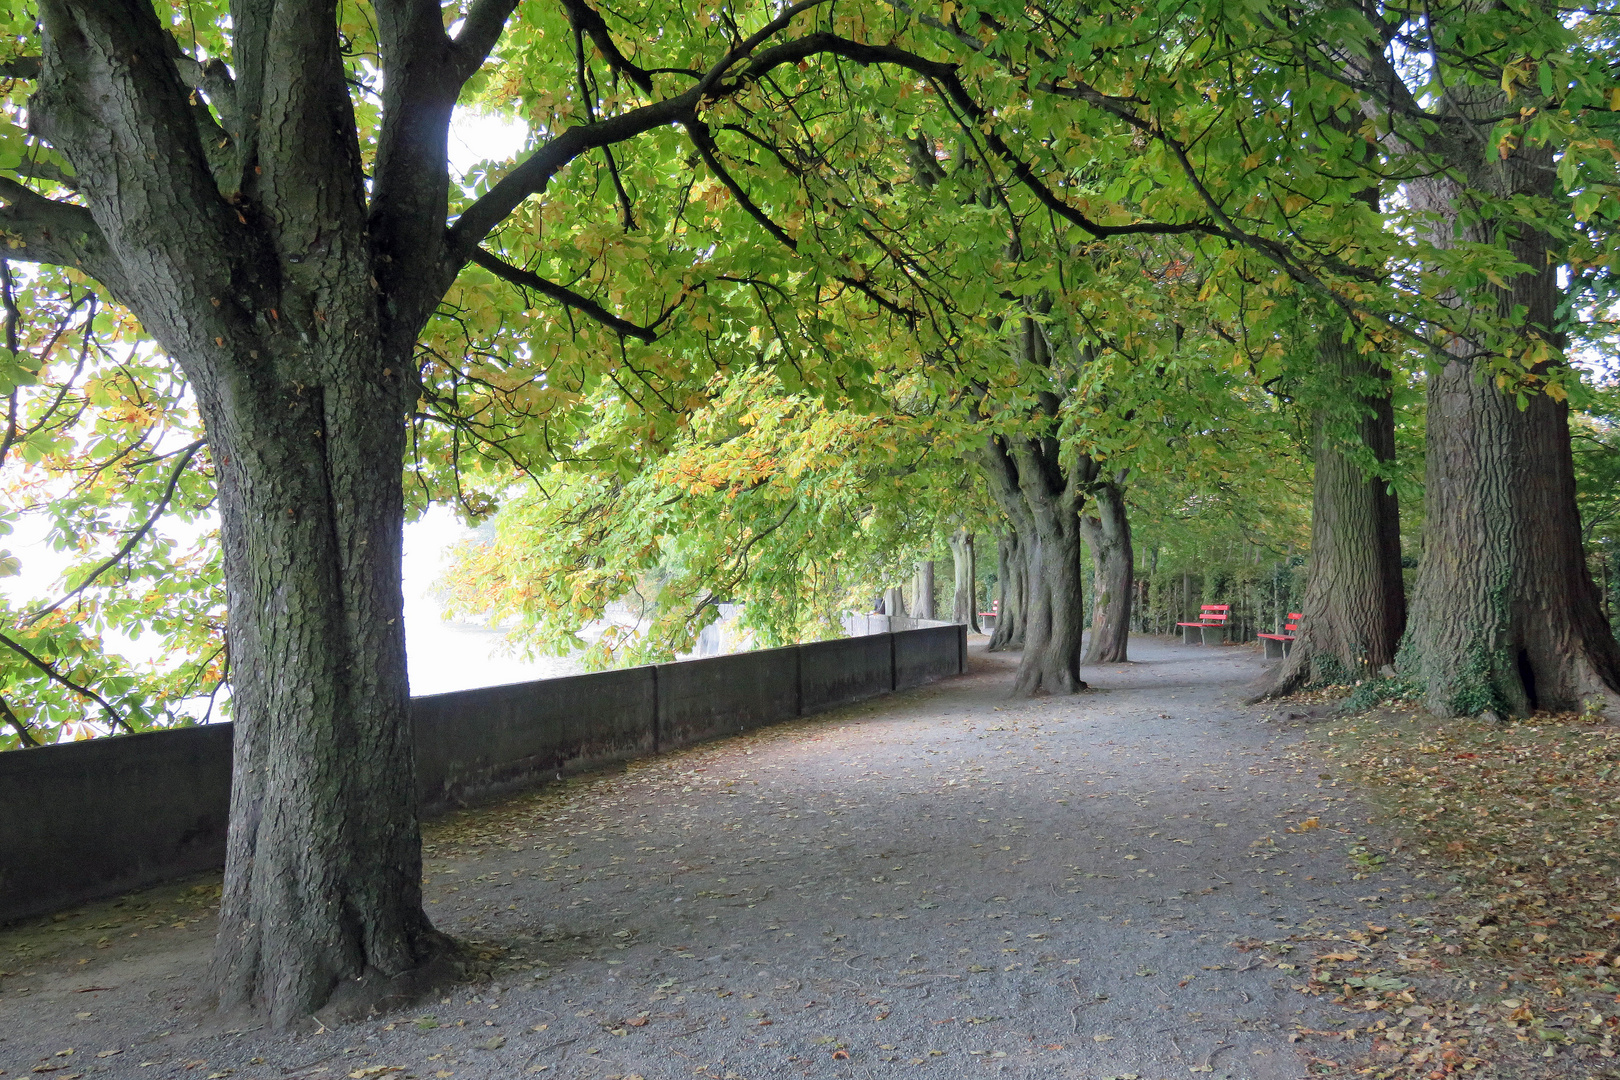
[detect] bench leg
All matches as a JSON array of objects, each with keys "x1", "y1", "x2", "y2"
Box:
[
  {"x1": 1201, "y1": 626, "x2": 1225, "y2": 646},
  {"x1": 1182, "y1": 625, "x2": 1200, "y2": 645},
  {"x1": 1263, "y1": 638, "x2": 1283, "y2": 660},
  {"x1": 1282, "y1": 639, "x2": 1293, "y2": 658}
]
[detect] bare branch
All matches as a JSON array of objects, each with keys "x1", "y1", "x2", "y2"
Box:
[{"x1": 559, "y1": 0, "x2": 654, "y2": 93}]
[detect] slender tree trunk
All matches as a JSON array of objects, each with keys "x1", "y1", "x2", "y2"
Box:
[
  {"x1": 1249, "y1": 325, "x2": 1406, "y2": 701},
  {"x1": 1080, "y1": 479, "x2": 1132, "y2": 663},
  {"x1": 949, "y1": 528, "x2": 980, "y2": 631},
  {"x1": 884, "y1": 586, "x2": 907, "y2": 623},
  {"x1": 988, "y1": 531, "x2": 1026, "y2": 651},
  {"x1": 1400, "y1": 111, "x2": 1620, "y2": 717},
  {"x1": 913, "y1": 559, "x2": 936, "y2": 620}
]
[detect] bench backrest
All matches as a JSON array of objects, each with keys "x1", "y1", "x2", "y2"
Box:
[
  {"x1": 1199, "y1": 604, "x2": 1230, "y2": 624},
  {"x1": 1285, "y1": 612, "x2": 1302, "y2": 633}
]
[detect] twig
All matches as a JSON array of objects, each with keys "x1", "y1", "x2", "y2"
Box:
[
  {"x1": 0, "y1": 630, "x2": 132, "y2": 733},
  {"x1": 23, "y1": 438, "x2": 206, "y2": 626},
  {"x1": 521, "y1": 1036, "x2": 579, "y2": 1071}
]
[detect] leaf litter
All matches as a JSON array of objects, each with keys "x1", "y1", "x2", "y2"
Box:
[{"x1": 1269, "y1": 696, "x2": 1620, "y2": 1078}]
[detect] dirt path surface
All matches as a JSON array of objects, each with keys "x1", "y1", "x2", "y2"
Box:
[{"x1": 0, "y1": 636, "x2": 1418, "y2": 1080}]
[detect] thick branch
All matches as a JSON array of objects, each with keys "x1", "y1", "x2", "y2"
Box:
[
  {"x1": 452, "y1": 0, "x2": 524, "y2": 80},
  {"x1": 0, "y1": 56, "x2": 40, "y2": 79},
  {"x1": 0, "y1": 693, "x2": 39, "y2": 746},
  {"x1": 0, "y1": 177, "x2": 122, "y2": 290}
]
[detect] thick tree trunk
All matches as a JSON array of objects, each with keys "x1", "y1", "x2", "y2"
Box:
[
  {"x1": 949, "y1": 528, "x2": 980, "y2": 631},
  {"x1": 207, "y1": 358, "x2": 443, "y2": 1026},
  {"x1": 979, "y1": 424, "x2": 1092, "y2": 695},
  {"x1": 1080, "y1": 480, "x2": 1132, "y2": 664},
  {"x1": 987, "y1": 531, "x2": 1026, "y2": 651},
  {"x1": 1014, "y1": 525, "x2": 1086, "y2": 694},
  {"x1": 913, "y1": 559, "x2": 936, "y2": 620},
  {"x1": 1409, "y1": 357, "x2": 1620, "y2": 715},
  {"x1": 1399, "y1": 110, "x2": 1620, "y2": 717},
  {"x1": 1249, "y1": 326, "x2": 1406, "y2": 701},
  {"x1": 22, "y1": 0, "x2": 477, "y2": 1025}
]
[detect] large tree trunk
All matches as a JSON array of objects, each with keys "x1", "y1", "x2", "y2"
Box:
[
  {"x1": 1080, "y1": 479, "x2": 1132, "y2": 664},
  {"x1": 987, "y1": 531, "x2": 1026, "y2": 651},
  {"x1": 913, "y1": 559, "x2": 936, "y2": 620},
  {"x1": 949, "y1": 528, "x2": 980, "y2": 631},
  {"x1": 1409, "y1": 357, "x2": 1620, "y2": 715},
  {"x1": 1318, "y1": 16, "x2": 1620, "y2": 717},
  {"x1": 1015, "y1": 525, "x2": 1086, "y2": 694},
  {"x1": 207, "y1": 355, "x2": 441, "y2": 1026},
  {"x1": 1248, "y1": 325, "x2": 1405, "y2": 701},
  {"x1": 979, "y1": 424, "x2": 1092, "y2": 695},
  {"x1": 1399, "y1": 107, "x2": 1620, "y2": 717},
  {"x1": 21, "y1": 0, "x2": 481, "y2": 1025}
]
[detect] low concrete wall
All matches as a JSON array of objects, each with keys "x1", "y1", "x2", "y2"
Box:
[
  {"x1": 0, "y1": 725, "x2": 233, "y2": 926},
  {"x1": 657, "y1": 646, "x2": 800, "y2": 750},
  {"x1": 414, "y1": 667, "x2": 657, "y2": 814},
  {"x1": 895, "y1": 625, "x2": 966, "y2": 689},
  {"x1": 0, "y1": 628, "x2": 961, "y2": 925},
  {"x1": 799, "y1": 634, "x2": 893, "y2": 713}
]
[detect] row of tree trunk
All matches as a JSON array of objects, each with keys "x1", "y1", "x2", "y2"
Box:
[
  {"x1": 877, "y1": 531, "x2": 981, "y2": 634},
  {"x1": 983, "y1": 287, "x2": 1620, "y2": 719}
]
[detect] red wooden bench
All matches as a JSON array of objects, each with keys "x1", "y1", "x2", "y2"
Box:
[
  {"x1": 1176, "y1": 604, "x2": 1229, "y2": 645},
  {"x1": 1258, "y1": 613, "x2": 1302, "y2": 659}
]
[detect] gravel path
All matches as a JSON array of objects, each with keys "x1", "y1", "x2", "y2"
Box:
[{"x1": 0, "y1": 635, "x2": 1417, "y2": 1080}]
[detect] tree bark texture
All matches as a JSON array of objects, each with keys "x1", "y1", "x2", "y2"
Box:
[
  {"x1": 1080, "y1": 479, "x2": 1132, "y2": 664},
  {"x1": 1249, "y1": 326, "x2": 1405, "y2": 701},
  {"x1": 913, "y1": 560, "x2": 936, "y2": 620},
  {"x1": 987, "y1": 531, "x2": 1026, "y2": 651},
  {"x1": 1399, "y1": 104, "x2": 1620, "y2": 717},
  {"x1": 949, "y1": 528, "x2": 980, "y2": 631}
]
